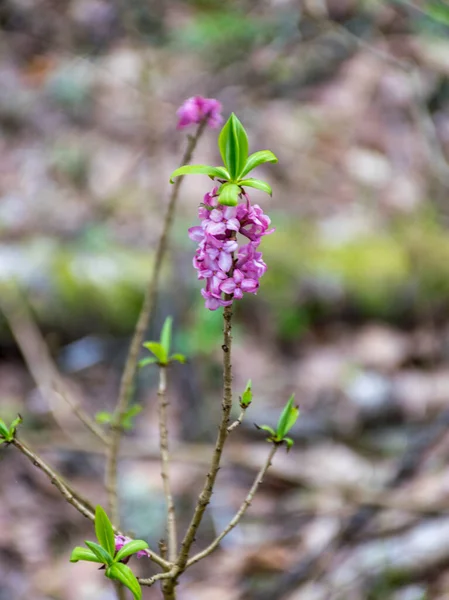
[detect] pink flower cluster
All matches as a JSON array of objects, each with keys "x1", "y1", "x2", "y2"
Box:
[
  {"x1": 177, "y1": 96, "x2": 222, "y2": 129},
  {"x1": 115, "y1": 535, "x2": 147, "y2": 559},
  {"x1": 188, "y1": 188, "x2": 274, "y2": 310}
]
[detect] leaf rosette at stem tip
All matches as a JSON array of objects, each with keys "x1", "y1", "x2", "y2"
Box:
[
  {"x1": 69, "y1": 505, "x2": 148, "y2": 600},
  {"x1": 169, "y1": 113, "x2": 277, "y2": 205},
  {"x1": 255, "y1": 394, "x2": 299, "y2": 451},
  {"x1": 140, "y1": 316, "x2": 186, "y2": 368},
  {"x1": 0, "y1": 414, "x2": 22, "y2": 445}
]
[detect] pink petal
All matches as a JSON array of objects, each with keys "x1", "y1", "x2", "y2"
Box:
[
  {"x1": 226, "y1": 218, "x2": 240, "y2": 232},
  {"x1": 218, "y1": 251, "x2": 232, "y2": 273},
  {"x1": 209, "y1": 209, "x2": 223, "y2": 223},
  {"x1": 188, "y1": 226, "x2": 205, "y2": 242},
  {"x1": 241, "y1": 278, "x2": 259, "y2": 293},
  {"x1": 205, "y1": 221, "x2": 226, "y2": 236},
  {"x1": 220, "y1": 278, "x2": 236, "y2": 294},
  {"x1": 233, "y1": 269, "x2": 244, "y2": 284},
  {"x1": 233, "y1": 288, "x2": 243, "y2": 299}
]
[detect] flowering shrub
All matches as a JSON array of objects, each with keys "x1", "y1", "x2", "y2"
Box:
[{"x1": 0, "y1": 96, "x2": 299, "y2": 600}]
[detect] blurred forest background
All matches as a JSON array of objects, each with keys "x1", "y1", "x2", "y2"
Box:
[{"x1": 2, "y1": 0, "x2": 449, "y2": 599}]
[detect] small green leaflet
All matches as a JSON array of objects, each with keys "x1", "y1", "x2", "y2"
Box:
[
  {"x1": 115, "y1": 540, "x2": 149, "y2": 563},
  {"x1": 106, "y1": 563, "x2": 142, "y2": 600},
  {"x1": 169, "y1": 165, "x2": 230, "y2": 183},
  {"x1": 240, "y1": 380, "x2": 253, "y2": 408},
  {"x1": 239, "y1": 150, "x2": 278, "y2": 179},
  {"x1": 94, "y1": 505, "x2": 116, "y2": 558},
  {"x1": 70, "y1": 547, "x2": 103, "y2": 563},
  {"x1": 218, "y1": 113, "x2": 249, "y2": 180}
]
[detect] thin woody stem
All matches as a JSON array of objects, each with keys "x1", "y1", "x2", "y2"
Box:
[
  {"x1": 158, "y1": 365, "x2": 177, "y2": 562},
  {"x1": 175, "y1": 303, "x2": 234, "y2": 574},
  {"x1": 186, "y1": 443, "x2": 278, "y2": 567},
  {"x1": 11, "y1": 437, "x2": 95, "y2": 521},
  {"x1": 139, "y1": 571, "x2": 174, "y2": 586},
  {"x1": 106, "y1": 119, "x2": 209, "y2": 527},
  {"x1": 227, "y1": 408, "x2": 247, "y2": 433},
  {"x1": 10, "y1": 437, "x2": 171, "y2": 571}
]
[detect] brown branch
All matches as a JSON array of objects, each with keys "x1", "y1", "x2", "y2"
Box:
[
  {"x1": 9, "y1": 437, "x2": 171, "y2": 571},
  {"x1": 158, "y1": 365, "x2": 177, "y2": 562},
  {"x1": 175, "y1": 303, "x2": 234, "y2": 574},
  {"x1": 227, "y1": 408, "x2": 247, "y2": 433},
  {"x1": 11, "y1": 437, "x2": 95, "y2": 521},
  {"x1": 187, "y1": 443, "x2": 278, "y2": 567},
  {"x1": 106, "y1": 119, "x2": 209, "y2": 527},
  {"x1": 0, "y1": 284, "x2": 108, "y2": 445}
]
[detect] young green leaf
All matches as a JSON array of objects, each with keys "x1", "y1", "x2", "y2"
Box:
[
  {"x1": 94, "y1": 505, "x2": 116, "y2": 558},
  {"x1": 284, "y1": 437, "x2": 294, "y2": 451},
  {"x1": 122, "y1": 405, "x2": 142, "y2": 430},
  {"x1": 85, "y1": 540, "x2": 113, "y2": 565},
  {"x1": 138, "y1": 357, "x2": 158, "y2": 368},
  {"x1": 276, "y1": 394, "x2": 297, "y2": 440},
  {"x1": 255, "y1": 424, "x2": 276, "y2": 437},
  {"x1": 240, "y1": 379, "x2": 252, "y2": 408},
  {"x1": 284, "y1": 404, "x2": 300, "y2": 436},
  {"x1": 0, "y1": 420, "x2": 9, "y2": 438},
  {"x1": 170, "y1": 353, "x2": 186, "y2": 364},
  {"x1": 106, "y1": 563, "x2": 142, "y2": 600},
  {"x1": 169, "y1": 165, "x2": 230, "y2": 184},
  {"x1": 9, "y1": 415, "x2": 23, "y2": 435},
  {"x1": 218, "y1": 182, "x2": 240, "y2": 206},
  {"x1": 70, "y1": 546, "x2": 103, "y2": 563},
  {"x1": 142, "y1": 341, "x2": 167, "y2": 364},
  {"x1": 218, "y1": 114, "x2": 249, "y2": 180},
  {"x1": 115, "y1": 540, "x2": 149, "y2": 563},
  {"x1": 160, "y1": 317, "x2": 173, "y2": 357},
  {"x1": 239, "y1": 178, "x2": 272, "y2": 196},
  {"x1": 95, "y1": 411, "x2": 112, "y2": 425},
  {"x1": 239, "y1": 150, "x2": 278, "y2": 179}
]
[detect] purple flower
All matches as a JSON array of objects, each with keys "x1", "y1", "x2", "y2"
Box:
[
  {"x1": 177, "y1": 96, "x2": 223, "y2": 129},
  {"x1": 189, "y1": 188, "x2": 274, "y2": 310},
  {"x1": 114, "y1": 535, "x2": 147, "y2": 560}
]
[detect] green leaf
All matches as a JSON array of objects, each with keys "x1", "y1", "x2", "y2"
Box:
[
  {"x1": 0, "y1": 420, "x2": 9, "y2": 439},
  {"x1": 255, "y1": 424, "x2": 276, "y2": 437},
  {"x1": 95, "y1": 411, "x2": 112, "y2": 424},
  {"x1": 240, "y1": 379, "x2": 252, "y2": 407},
  {"x1": 218, "y1": 182, "x2": 240, "y2": 206},
  {"x1": 115, "y1": 540, "x2": 149, "y2": 563},
  {"x1": 142, "y1": 341, "x2": 167, "y2": 364},
  {"x1": 138, "y1": 357, "x2": 158, "y2": 368},
  {"x1": 122, "y1": 405, "x2": 142, "y2": 431},
  {"x1": 106, "y1": 563, "x2": 142, "y2": 600},
  {"x1": 70, "y1": 546, "x2": 103, "y2": 563},
  {"x1": 218, "y1": 113, "x2": 249, "y2": 180},
  {"x1": 239, "y1": 150, "x2": 278, "y2": 179},
  {"x1": 238, "y1": 178, "x2": 272, "y2": 196},
  {"x1": 284, "y1": 404, "x2": 300, "y2": 435},
  {"x1": 94, "y1": 505, "x2": 116, "y2": 557},
  {"x1": 276, "y1": 394, "x2": 298, "y2": 439},
  {"x1": 169, "y1": 165, "x2": 230, "y2": 183},
  {"x1": 85, "y1": 540, "x2": 113, "y2": 565},
  {"x1": 284, "y1": 437, "x2": 294, "y2": 451},
  {"x1": 9, "y1": 415, "x2": 23, "y2": 435},
  {"x1": 170, "y1": 353, "x2": 186, "y2": 364},
  {"x1": 160, "y1": 316, "x2": 173, "y2": 357}
]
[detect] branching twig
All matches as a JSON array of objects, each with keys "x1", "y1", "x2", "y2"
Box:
[
  {"x1": 176, "y1": 303, "x2": 234, "y2": 574},
  {"x1": 106, "y1": 119, "x2": 209, "y2": 527},
  {"x1": 0, "y1": 284, "x2": 108, "y2": 445},
  {"x1": 11, "y1": 437, "x2": 95, "y2": 521},
  {"x1": 158, "y1": 365, "x2": 177, "y2": 562},
  {"x1": 227, "y1": 408, "x2": 247, "y2": 433},
  {"x1": 9, "y1": 437, "x2": 171, "y2": 571},
  {"x1": 139, "y1": 571, "x2": 174, "y2": 586},
  {"x1": 187, "y1": 443, "x2": 278, "y2": 567}
]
